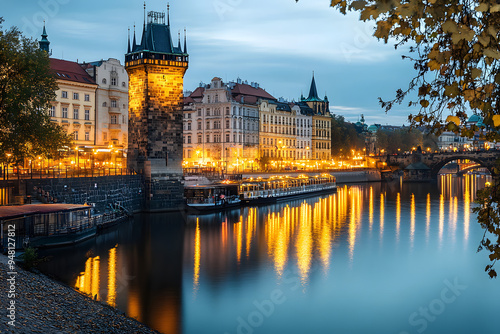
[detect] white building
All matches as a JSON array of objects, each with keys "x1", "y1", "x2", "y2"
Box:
[
  {"x1": 184, "y1": 77, "x2": 274, "y2": 172},
  {"x1": 82, "y1": 58, "x2": 129, "y2": 150}
]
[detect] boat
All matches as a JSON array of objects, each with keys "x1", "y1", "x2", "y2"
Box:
[
  {"x1": 184, "y1": 182, "x2": 241, "y2": 212},
  {"x1": 239, "y1": 174, "x2": 337, "y2": 205}
]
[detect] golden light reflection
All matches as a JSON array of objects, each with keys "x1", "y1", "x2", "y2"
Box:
[
  {"x1": 396, "y1": 192, "x2": 401, "y2": 243},
  {"x1": 108, "y1": 247, "x2": 117, "y2": 307},
  {"x1": 75, "y1": 256, "x2": 101, "y2": 300},
  {"x1": 296, "y1": 202, "x2": 313, "y2": 285},
  {"x1": 426, "y1": 193, "x2": 431, "y2": 243},
  {"x1": 92, "y1": 256, "x2": 100, "y2": 300},
  {"x1": 451, "y1": 196, "x2": 458, "y2": 244},
  {"x1": 380, "y1": 193, "x2": 385, "y2": 241},
  {"x1": 410, "y1": 193, "x2": 415, "y2": 249},
  {"x1": 369, "y1": 186, "x2": 374, "y2": 232},
  {"x1": 193, "y1": 219, "x2": 201, "y2": 292},
  {"x1": 235, "y1": 219, "x2": 243, "y2": 264},
  {"x1": 439, "y1": 194, "x2": 444, "y2": 247},
  {"x1": 246, "y1": 208, "x2": 257, "y2": 257},
  {"x1": 348, "y1": 191, "x2": 357, "y2": 263},
  {"x1": 464, "y1": 177, "x2": 470, "y2": 243}
]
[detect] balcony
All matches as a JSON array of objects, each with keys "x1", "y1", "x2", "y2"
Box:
[
  {"x1": 109, "y1": 107, "x2": 120, "y2": 113},
  {"x1": 109, "y1": 123, "x2": 121, "y2": 130}
]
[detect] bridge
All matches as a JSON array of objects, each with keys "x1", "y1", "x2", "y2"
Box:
[{"x1": 384, "y1": 149, "x2": 500, "y2": 177}]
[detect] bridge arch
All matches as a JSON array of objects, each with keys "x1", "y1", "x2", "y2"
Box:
[{"x1": 428, "y1": 155, "x2": 492, "y2": 176}]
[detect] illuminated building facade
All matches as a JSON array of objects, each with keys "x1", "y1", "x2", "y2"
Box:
[
  {"x1": 126, "y1": 5, "x2": 188, "y2": 209},
  {"x1": 298, "y1": 74, "x2": 331, "y2": 161},
  {"x1": 183, "y1": 77, "x2": 273, "y2": 171},
  {"x1": 48, "y1": 58, "x2": 98, "y2": 148},
  {"x1": 82, "y1": 58, "x2": 129, "y2": 150}
]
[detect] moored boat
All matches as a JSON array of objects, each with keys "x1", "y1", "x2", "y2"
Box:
[
  {"x1": 239, "y1": 174, "x2": 337, "y2": 205},
  {"x1": 184, "y1": 183, "x2": 241, "y2": 212}
]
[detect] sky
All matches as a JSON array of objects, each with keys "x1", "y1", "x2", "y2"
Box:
[{"x1": 2, "y1": 0, "x2": 421, "y2": 125}]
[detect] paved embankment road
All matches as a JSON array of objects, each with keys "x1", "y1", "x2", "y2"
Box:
[{"x1": 0, "y1": 255, "x2": 158, "y2": 334}]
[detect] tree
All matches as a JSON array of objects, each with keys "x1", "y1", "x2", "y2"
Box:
[
  {"x1": 0, "y1": 18, "x2": 71, "y2": 166},
  {"x1": 331, "y1": 114, "x2": 365, "y2": 156},
  {"x1": 303, "y1": 0, "x2": 500, "y2": 277}
]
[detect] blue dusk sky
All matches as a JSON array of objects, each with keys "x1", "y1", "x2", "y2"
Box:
[{"x1": 3, "y1": 0, "x2": 421, "y2": 125}]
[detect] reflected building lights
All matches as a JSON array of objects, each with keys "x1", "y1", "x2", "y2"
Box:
[
  {"x1": 396, "y1": 192, "x2": 401, "y2": 243},
  {"x1": 193, "y1": 219, "x2": 201, "y2": 293},
  {"x1": 369, "y1": 186, "x2": 374, "y2": 232},
  {"x1": 464, "y1": 177, "x2": 470, "y2": 243},
  {"x1": 380, "y1": 193, "x2": 385, "y2": 241},
  {"x1": 426, "y1": 193, "x2": 431, "y2": 243},
  {"x1": 410, "y1": 193, "x2": 415, "y2": 249},
  {"x1": 439, "y1": 194, "x2": 444, "y2": 247},
  {"x1": 108, "y1": 247, "x2": 117, "y2": 307}
]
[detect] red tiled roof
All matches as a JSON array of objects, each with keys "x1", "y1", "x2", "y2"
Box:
[
  {"x1": 0, "y1": 204, "x2": 90, "y2": 220},
  {"x1": 231, "y1": 83, "x2": 275, "y2": 100},
  {"x1": 50, "y1": 58, "x2": 97, "y2": 85},
  {"x1": 232, "y1": 94, "x2": 259, "y2": 105},
  {"x1": 190, "y1": 86, "x2": 205, "y2": 98}
]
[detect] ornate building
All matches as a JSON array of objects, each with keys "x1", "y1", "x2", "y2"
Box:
[
  {"x1": 125, "y1": 5, "x2": 188, "y2": 209},
  {"x1": 298, "y1": 74, "x2": 331, "y2": 161},
  {"x1": 183, "y1": 77, "x2": 273, "y2": 172},
  {"x1": 82, "y1": 59, "x2": 129, "y2": 152}
]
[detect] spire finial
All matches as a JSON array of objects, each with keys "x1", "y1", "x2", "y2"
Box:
[
  {"x1": 184, "y1": 27, "x2": 187, "y2": 54},
  {"x1": 127, "y1": 27, "x2": 131, "y2": 53},
  {"x1": 143, "y1": 2, "x2": 146, "y2": 28},
  {"x1": 167, "y1": 2, "x2": 170, "y2": 26}
]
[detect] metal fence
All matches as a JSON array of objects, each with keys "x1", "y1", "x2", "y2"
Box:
[{"x1": 0, "y1": 167, "x2": 138, "y2": 180}]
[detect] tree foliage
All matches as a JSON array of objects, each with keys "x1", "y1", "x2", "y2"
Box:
[
  {"x1": 0, "y1": 18, "x2": 71, "y2": 166},
  {"x1": 331, "y1": 115, "x2": 365, "y2": 156},
  {"x1": 375, "y1": 127, "x2": 438, "y2": 153},
  {"x1": 301, "y1": 1, "x2": 500, "y2": 277}
]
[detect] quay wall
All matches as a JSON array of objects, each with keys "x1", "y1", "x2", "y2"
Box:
[{"x1": 23, "y1": 175, "x2": 145, "y2": 213}]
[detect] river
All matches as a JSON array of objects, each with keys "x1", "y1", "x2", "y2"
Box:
[{"x1": 39, "y1": 174, "x2": 500, "y2": 334}]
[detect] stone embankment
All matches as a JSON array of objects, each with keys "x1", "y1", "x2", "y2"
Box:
[{"x1": 0, "y1": 255, "x2": 158, "y2": 334}]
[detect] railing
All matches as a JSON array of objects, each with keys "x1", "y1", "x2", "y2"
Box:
[{"x1": 0, "y1": 167, "x2": 138, "y2": 180}]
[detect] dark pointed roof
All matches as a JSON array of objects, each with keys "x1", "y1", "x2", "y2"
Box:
[
  {"x1": 39, "y1": 23, "x2": 50, "y2": 53},
  {"x1": 305, "y1": 74, "x2": 322, "y2": 102},
  {"x1": 129, "y1": 13, "x2": 182, "y2": 55}
]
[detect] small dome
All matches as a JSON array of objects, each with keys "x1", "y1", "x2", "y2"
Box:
[
  {"x1": 368, "y1": 124, "x2": 378, "y2": 133},
  {"x1": 468, "y1": 114, "x2": 481, "y2": 123},
  {"x1": 355, "y1": 121, "x2": 363, "y2": 127}
]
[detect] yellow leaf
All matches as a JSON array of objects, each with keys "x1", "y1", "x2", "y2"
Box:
[
  {"x1": 471, "y1": 68, "x2": 482, "y2": 79},
  {"x1": 490, "y1": 4, "x2": 500, "y2": 12},
  {"x1": 484, "y1": 48, "x2": 500, "y2": 59},
  {"x1": 351, "y1": 0, "x2": 366, "y2": 10},
  {"x1": 476, "y1": 3, "x2": 489, "y2": 12},
  {"x1": 493, "y1": 115, "x2": 500, "y2": 127},
  {"x1": 427, "y1": 60, "x2": 441, "y2": 70},
  {"x1": 446, "y1": 115, "x2": 461, "y2": 125},
  {"x1": 442, "y1": 20, "x2": 458, "y2": 33},
  {"x1": 420, "y1": 100, "x2": 429, "y2": 108}
]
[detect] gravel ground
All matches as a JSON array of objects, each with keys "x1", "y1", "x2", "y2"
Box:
[{"x1": 0, "y1": 255, "x2": 159, "y2": 334}]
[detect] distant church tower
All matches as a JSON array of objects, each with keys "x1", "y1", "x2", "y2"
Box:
[
  {"x1": 39, "y1": 22, "x2": 51, "y2": 54},
  {"x1": 125, "y1": 4, "x2": 189, "y2": 210}
]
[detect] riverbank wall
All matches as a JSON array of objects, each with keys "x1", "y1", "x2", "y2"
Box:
[{"x1": 0, "y1": 254, "x2": 159, "y2": 333}]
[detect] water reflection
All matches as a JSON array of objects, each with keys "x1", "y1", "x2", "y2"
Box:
[{"x1": 38, "y1": 175, "x2": 493, "y2": 334}]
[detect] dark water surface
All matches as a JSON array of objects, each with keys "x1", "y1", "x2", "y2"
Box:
[{"x1": 39, "y1": 175, "x2": 500, "y2": 334}]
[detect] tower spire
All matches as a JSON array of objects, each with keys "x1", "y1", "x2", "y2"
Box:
[
  {"x1": 184, "y1": 28, "x2": 188, "y2": 54},
  {"x1": 127, "y1": 27, "x2": 131, "y2": 53},
  {"x1": 177, "y1": 30, "x2": 181, "y2": 51},
  {"x1": 167, "y1": 2, "x2": 170, "y2": 26},
  {"x1": 39, "y1": 21, "x2": 50, "y2": 53},
  {"x1": 132, "y1": 24, "x2": 137, "y2": 50},
  {"x1": 143, "y1": 1, "x2": 146, "y2": 29},
  {"x1": 307, "y1": 71, "x2": 319, "y2": 101}
]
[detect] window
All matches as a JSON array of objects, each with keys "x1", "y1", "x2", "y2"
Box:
[
  {"x1": 85, "y1": 109, "x2": 90, "y2": 120},
  {"x1": 198, "y1": 134, "x2": 202, "y2": 143},
  {"x1": 206, "y1": 134, "x2": 210, "y2": 143},
  {"x1": 197, "y1": 109, "x2": 202, "y2": 117},
  {"x1": 226, "y1": 119, "x2": 230, "y2": 128},
  {"x1": 110, "y1": 115, "x2": 118, "y2": 124},
  {"x1": 62, "y1": 107, "x2": 68, "y2": 118},
  {"x1": 187, "y1": 123, "x2": 191, "y2": 130},
  {"x1": 215, "y1": 94, "x2": 219, "y2": 103},
  {"x1": 206, "y1": 121, "x2": 210, "y2": 130},
  {"x1": 197, "y1": 121, "x2": 202, "y2": 130},
  {"x1": 122, "y1": 82, "x2": 126, "y2": 87},
  {"x1": 49, "y1": 106, "x2": 56, "y2": 117},
  {"x1": 111, "y1": 78, "x2": 117, "y2": 86},
  {"x1": 206, "y1": 108, "x2": 210, "y2": 116},
  {"x1": 84, "y1": 94, "x2": 90, "y2": 102},
  {"x1": 187, "y1": 136, "x2": 191, "y2": 144},
  {"x1": 122, "y1": 115, "x2": 126, "y2": 124},
  {"x1": 73, "y1": 131, "x2": 78, "y2": 140},
  {"x1": 73, "y1": 93, "x2": 79, "y2": 100},
  {"x1": 73, "y1": 109, "x2": 79, "y2": 119},
  {"x1": 102, "y1": 78, "x2": 107, "y2": 84},
  {"x1": 61, "y1": 91, "x2": 68, "y2": 98},
  {"x1": 111, "y1": 100, "x2": 117, "y2": 108},
  {"x1": 85, "y1": 132, "x2": 90, "y2": 141},
  {"x1": 103, "y1": 132, "x2": 107, "y2": 141},
  {"x1": 226, "y1": 134, "x2": 230, "y2": 142},
  {"x1": 226, "y1": 107, "x2": 230, "y2": 115},
  {"x1": 187, "y1": 113, "x2": 191, "y2": 119},
  {"x1": 102, "y1": 102, "x2": 107, "y2": 107}
]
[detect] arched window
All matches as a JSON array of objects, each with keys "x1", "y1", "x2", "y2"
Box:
[
  {"x1": 102, "y1": 78, "x2": 107, "y2": 84},
  {"x1": 102, "y1": 102, "x2": 107, "y2": 107}
]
